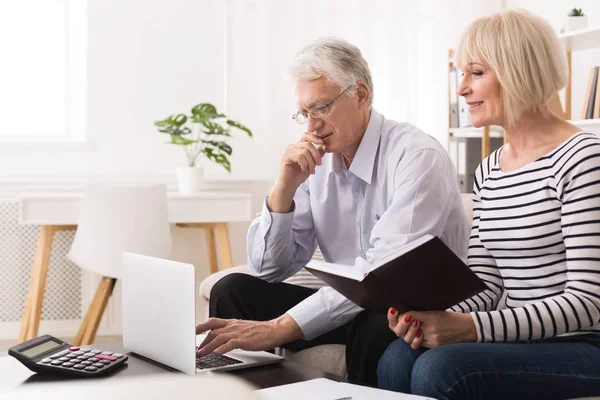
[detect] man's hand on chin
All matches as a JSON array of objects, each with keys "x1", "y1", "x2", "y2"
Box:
[{"x1": 195, "y1": 314, "x2": 303, "y2": 357}]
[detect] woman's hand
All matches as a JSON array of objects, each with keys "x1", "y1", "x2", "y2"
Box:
[{"x1": 387, "y1": 308, "x2": 478, "y2": 349}]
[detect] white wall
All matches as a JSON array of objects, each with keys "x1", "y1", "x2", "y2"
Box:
[
  {"x1": 0, "y1": 0, "x2": 503, "y2": 184},
  {"x1": 6, "y1": 0, "x2": 592, "y2": 183},
  {"x1": 0, "y1": 0, "x2": 232, "y2": 179}
]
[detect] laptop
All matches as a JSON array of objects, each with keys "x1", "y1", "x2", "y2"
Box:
[{"x1": 122, "y1": 252, "x2": 283, "y2": 375}]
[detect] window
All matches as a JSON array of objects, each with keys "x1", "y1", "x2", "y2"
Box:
[{"x1": 0, "y1": 0, "x2": 86, "y2": 144}]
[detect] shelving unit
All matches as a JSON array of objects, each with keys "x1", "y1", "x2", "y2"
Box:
[
  {"x1": 558, "y1": 27, "x2": 600, "y2": 120},
  {"x1": 448, "y1": 26, "x2": 600, "y2": 162}
]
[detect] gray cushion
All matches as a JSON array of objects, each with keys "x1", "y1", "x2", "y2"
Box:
[{"x1": 281, "y1": 345, "x2": 346, "y2": 377}]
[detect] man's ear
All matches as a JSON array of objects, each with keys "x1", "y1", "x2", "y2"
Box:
[{"x1": 355, "y1": 80, "x2": 370, "y2": 109}]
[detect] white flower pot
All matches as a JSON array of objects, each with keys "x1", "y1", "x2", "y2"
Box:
[
  {"x1": 567, "y1": 16, "x2": 587, "y2": 32},
  {"x1": 176, "y1": 167, "x2": 204, "y2": 194}
]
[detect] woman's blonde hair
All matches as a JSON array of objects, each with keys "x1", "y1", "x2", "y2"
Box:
[{"x1": 455, "y1": 9, "x2": 567, "y2": 127}]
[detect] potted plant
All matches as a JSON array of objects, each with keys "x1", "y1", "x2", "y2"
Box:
[
  {"x1": 154, "y1": 103, "x2": 253, "y2": 194},
  {"x1": 567, "y1": 8, "x2": 587, "y2": 32}
]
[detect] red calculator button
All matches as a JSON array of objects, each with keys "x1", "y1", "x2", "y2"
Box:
[{"x1": 69, "y1": 347, "x2": 80, "y2": 351}]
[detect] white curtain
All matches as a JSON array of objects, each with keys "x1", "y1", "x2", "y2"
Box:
[{"x1": 219, "y1": 0, "x2": 503, "y2": 180}]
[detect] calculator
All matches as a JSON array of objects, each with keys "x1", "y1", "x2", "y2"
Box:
[{"x1": 9, "y1": 334, "x2": 128, "y2": 377}]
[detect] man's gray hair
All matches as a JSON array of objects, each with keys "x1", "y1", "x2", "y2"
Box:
[{"x1": 287, "y1": 37, "x2": 374, "y2": 107}]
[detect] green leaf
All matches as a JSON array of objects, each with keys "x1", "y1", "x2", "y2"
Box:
[
  {"x1": 201, "y1": 120, "x2": 228, "y2": 134},
  {"x1": 155, "y1": 114, "x2": 188, "y2": 128},
  {"x1": 169, "y1": 135, "x2": 196, "y2": 145},
  {"x1": 202, "y1": 148, "x2": 231, "y2": 172},
  {"x1": 191, "y1": 103, "x2": 226, "y2": 123},
  {"x1": 226, "y1": 120, "x2": 253, "y2": 137},
  {"x1": 201, "y1": 140, "x2": 232, "y2": 155}
]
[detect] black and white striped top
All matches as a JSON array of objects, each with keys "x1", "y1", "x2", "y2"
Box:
[{"x1": 451, "y1": 132, "x2": 600, "y2": 342}]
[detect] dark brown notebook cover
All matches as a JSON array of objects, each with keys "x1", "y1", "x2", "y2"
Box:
[{"x1": 305, "y1": 236, "x2": 488, "y2": 314}]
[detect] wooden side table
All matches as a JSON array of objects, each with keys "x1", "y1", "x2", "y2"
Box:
[{"x1": 17, "y1": 191, "x2": 252, "y2": 344}]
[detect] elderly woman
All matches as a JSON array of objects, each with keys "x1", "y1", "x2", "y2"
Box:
[{"x1": 377, "y1": 9, "x2": 600, "y2": 400}]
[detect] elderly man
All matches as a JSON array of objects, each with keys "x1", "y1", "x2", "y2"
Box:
[{"x1": 196, "y1": 37, "x2": 469, "y2": 387}]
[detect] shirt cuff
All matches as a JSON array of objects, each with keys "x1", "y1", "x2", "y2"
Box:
[
  {"x1": 470, "y1": 311, "x2": 485, "y2": 342},
  {"x1": 259, "y1": 196, "x2": 296, "y2": 238},
  {"x1": 286, "y1": 292, "x2": 334, "y2": 341}
]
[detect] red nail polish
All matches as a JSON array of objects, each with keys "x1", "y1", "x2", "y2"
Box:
[
  {"x1": 390, "y1": 308, "x2": 396, "y2": 315},
  {"x1": 413, "y1": 319, "x2": 418, "y2": 327},
  {"x1": 404, "y1": 315, "x2": 411, "y2": 323},
  {"x1": 416, "y1": 329, "x2": 422, "y2": 338}
]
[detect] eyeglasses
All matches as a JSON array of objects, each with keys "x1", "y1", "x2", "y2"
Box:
[{"x1": 292, "y1": 86, "x2": 352, "y2": 124}]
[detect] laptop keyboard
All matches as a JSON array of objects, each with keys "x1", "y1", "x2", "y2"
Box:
[{"x1": 196, "y1": 353, "x2": 243, "y2": 370}]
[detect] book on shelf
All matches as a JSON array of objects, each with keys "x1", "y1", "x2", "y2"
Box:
[
  {"x1": 449, "y1": 66, "x2": 459, "y2": 128},
  {"x1": 304, "y1": 235, "x2": 488, "y2": 314},
  {"x1": 594, "y1": 68, "x2": 600, "y2": 119},
  {"x1": 582, "y1": 66, "x2": 599, "y2": 119}
]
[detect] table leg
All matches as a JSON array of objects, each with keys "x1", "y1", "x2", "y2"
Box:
[
  {"x1": 18, "y1": 226, "x2": 55, "y2": 343},
  {"x1": 203, "y1": 225, "x2": 219, "y2": 274},
  {"x1": 74, "y1": 277, "x2": 116, "y2": 346},
  {"x1": 176, "y1": 222, "x2": 234, "y2": 271},
  {"x1": 214, "y1": 223, "x2": 233, "y2": 269}
]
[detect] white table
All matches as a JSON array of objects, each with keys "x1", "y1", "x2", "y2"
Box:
[{"x1": 17, "y1": 191, "x2": 252, "y2": 343}]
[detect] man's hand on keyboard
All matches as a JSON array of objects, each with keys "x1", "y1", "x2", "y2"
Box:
[{"x1": 195, "y1": 314, "x2": 303, "y2": 357}]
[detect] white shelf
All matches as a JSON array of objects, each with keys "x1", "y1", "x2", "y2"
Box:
[
  {"x1": 449, "y1": 126, "x2": 504, "y2": 139},
  {"x1": 559, "y1": 27, "x2": 600, "y2": 52},
  {"x1": 569, "y1": 118, "x2": 600, "y2": 132}
]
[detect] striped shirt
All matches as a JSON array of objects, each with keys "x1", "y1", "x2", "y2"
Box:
[{"x1": 451, "y1": 132, "x2": 600, "y2": 342}]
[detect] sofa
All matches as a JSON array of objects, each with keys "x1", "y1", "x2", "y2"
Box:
[{"x1": 199, "y1": 193, "x2": 474, "y2": 377}]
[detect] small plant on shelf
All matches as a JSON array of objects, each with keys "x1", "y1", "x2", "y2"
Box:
[{"x1": 567, "y1": 8, "x2": 585, "y2": 17}]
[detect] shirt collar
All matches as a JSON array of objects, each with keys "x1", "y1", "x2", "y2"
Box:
[{"x1": 328, "y1": 109, "x2": 383, "y2": 185}]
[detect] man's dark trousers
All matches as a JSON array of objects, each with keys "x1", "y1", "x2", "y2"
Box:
[{"x1": 209, "y1": 273, "x2": 398, "y2": 387}]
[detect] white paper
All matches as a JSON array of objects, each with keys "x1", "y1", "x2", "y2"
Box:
[
  {"x1": 305, "y1": 234, "x2": 434, "y2": 280},
  {"x1": 255, "y1": 378, "x2": 434, "y2": 400},
  {"x1": 305, "y1": 260, "x2": 364, "y2": 280}
]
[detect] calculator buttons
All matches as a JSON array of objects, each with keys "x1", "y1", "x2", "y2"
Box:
[
  {"x1": 50, "y1": 360, "x2": 63, "y2": 365},
  {"x1": 80, "y1": 348, "x2": 91, "y2": 352},
  {"x1": 69, "y1": 347, "x2": 80, "y2": 352},
  {"x1": 112, "y1": 353, "x2": 124, "y2": 358},
  {"x1": 96, "y1": 355, "x2": 117, "y2": 361},
  {"x1": 73, "y1": 364, "x2": 86, "y2": 369},
  {"x1": 41, "y1": 358, "x2": 52, "y2": 364},
  {"x1": 73, "y1": 351, "x2": 85, "y2": 356},
  {"x1": 98, "y1": 359, "x2": 111, "y2": 365},
  {"x1": 90, "y1": 349, "x2": 102, "y2": 354},
  {"x1": 88, "y1": 357, "x2": 99, "y2": 362},
  {"x1": 81, "y1": 361, "x2": 93, "y2": 366},
  {"x1": 58, "y1": 357, "x2": 70, "y2": 362},
  {"x1": 62, "y1": 362, "x2": 74, "y2": 368},
  {"x1": 50, "y1": 350, "x2": 68, "y2": 359},
  {"x1": 100, "y1": 351, "x2": 113, "y2": 356},
  {"x1": 92, "y1": 363, "x2": 105, "y2": 368},
  {"x1": 65, "y1": 353, "x2": 77, "y2": 359},
  {"x1": 83, "y1": 352, "x2": 95, "y2": 357},
  {"x1": 85, "y1": 366, "x2": 98, "y2": 372}
]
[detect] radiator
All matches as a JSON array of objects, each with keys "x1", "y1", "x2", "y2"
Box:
[{"x1": 0, "y1": 200, "x2": 81, "y2": 335}]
